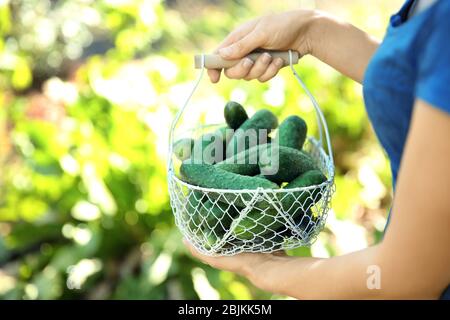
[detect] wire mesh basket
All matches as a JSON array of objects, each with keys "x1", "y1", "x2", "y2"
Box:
[{"x1": 167, "y1": 51, "x2": 335, "y2": 256}]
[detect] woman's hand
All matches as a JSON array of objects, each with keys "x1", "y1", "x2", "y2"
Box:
[
  {"x1": 184, "y1": 239, "x2": 289, "y2": 293},
  {"x1": 183, "y1": 100, "x2": 450, "y2": 300},
  {"x1": 209, "y1": 9, "x2": 379, "y2": 83},
  {"x1": 208, "y1": 10, "x2": 317, "y2": 83}
]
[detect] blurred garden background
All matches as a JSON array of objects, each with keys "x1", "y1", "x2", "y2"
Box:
[{"x1": 0, "y1": 0, "x2": 402, "y2": 299}]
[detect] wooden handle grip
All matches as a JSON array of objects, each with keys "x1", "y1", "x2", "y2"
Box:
[{"x1": 194, "y1": 51, "x2": 299, "y2": 69}]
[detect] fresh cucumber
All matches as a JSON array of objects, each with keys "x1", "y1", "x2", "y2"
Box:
[
  {"x1": 232, "y1": 208, "x2": 285, "y2": 240},
  {"x1": 217, "y1": 126, "x2": 234, "y2": 146},
  {"x1": 276, "y1": 208, "x2": 317, "y2": 237},
  {"x1": 173, "y1": 138, "x2": 194, "y2": 161},
  {"x1": 230, "y1": 233, "x2": 284, "y2": 250},
  {"x1": 180, "y1": 162, "x2": 278, "y2": 209},
  {"x1": 215, "y1": 143, "x2": 267, "y2": 176},
  {"x1": 283, "y1": 169, "x2": 327, "y2": 212},
  {"x1": 203, "y1": 232, "x2": 219, "y2": 250},
  {"x1": 227, "y1": 109, "x2": 278, "y2": 157},
  {"x1": 191, "y1": 127, "x2": 232, "y2": 164},
  {"x1": 180, "y1": 162, "x2": 277, "y2": 190},
  {"x1": 216, "y1": 126, "x2": 234, "y2": 160},
  {"x1": 185, "y1": 190, "x2": 205, "y2": 232},
  {"x1": 276, "y1": 115, "x2": 307, "y2": 150},
  {"x1": 198, "y1": 199, "x2": 236, "y2": 235},
  {"x1": 186, "y1": 193, "x2": 236, "y2": 244},
  {"x1": 296, "y1": 212, "x2": 319, "y2": 235},
  {"x1": 259, "y1": 145, "x2": 317, "y2": 184},
  {"x1": 224, "y1": 101, "x2": 248, "y2": 130},
  {"x1": 231, "y1": 169, "x2": 326, "y2": 240}
]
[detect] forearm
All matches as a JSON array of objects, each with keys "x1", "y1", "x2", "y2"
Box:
[
  {"x1": 245, "y1": 101, "x2": 450, "y2": 300},
  {"x1": 249, "y1": 244, "x2": 442, "y2": 300},
  {"x1": 248, "y1": 245, "x2": 381, "y2": 299},
  {"x1": 184, "y1": 105, "x2": 450, "y2": 299},
  {"x1": 305, "y1": 11, "x2": 380, "y2": 83}
]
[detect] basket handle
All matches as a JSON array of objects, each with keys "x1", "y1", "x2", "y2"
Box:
[
  {"x1": 167, "y1": 50, "x2": 334, "y2": 170},
  {"x1": 194, "y1": 50, "x2": 299, "y2": 69},
  {"x1": 287, "y1": 50, "x2": 334, "y2": 164}
]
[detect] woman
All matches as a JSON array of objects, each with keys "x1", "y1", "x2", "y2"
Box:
[{"x1": 185, "y1": 0, "x2": 450, "y2": 299}]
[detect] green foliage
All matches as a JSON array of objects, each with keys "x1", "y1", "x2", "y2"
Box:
[{"x1": 0, "y1": 0, "x2": 394, "y2": 300}]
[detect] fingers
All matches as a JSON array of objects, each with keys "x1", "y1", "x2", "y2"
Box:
[
  {"x1": 183, "y1": 239, "x2": 214, "y2": 264},
  {"x1": 222, "y1": 56, "x2": 283, "y2": 82},
  {"x1": 208, "y1": 52, "x2": 270, "y2": 83},
  {"x1": 184, "y1": 240, "x2": 206, "y2": 260},
  {"x1": 272, "y1": 250, "x2": 287, "y2": 257},
  {"x1": 207, "y1": 53, "x2": 283, "y2": 83},
  {"x1": 216, "y1": 19, "x2": 259, "y2": 52},
  {"x1": 223, "y1": 57, "x2": 254, "y2": 79},
  {"x1": 183, "y1": 239, "x2": 234, "y2": 271},
  {"x1": 218, "y1": 29, "x2": 266, "y2": 60},
  {"x1": 257, "y1": 57, "x2": 284, "y2": 82},
  {"x1": 207, "y1": 20, "x2": 260, "y2": 84},
  {"x1": 183, "y1": 238, "x2": 265, "y2": 276},
  {"x1": 207, "y1": 69, "x2": 221, "y2": 83},
  {"x1": 244, "y1": 52, "x2": 272, "y2": 80}
]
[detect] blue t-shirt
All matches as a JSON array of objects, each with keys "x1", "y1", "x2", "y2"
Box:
[{"x1": 363, "y1": 0, "x2": 450, "y2": 299}]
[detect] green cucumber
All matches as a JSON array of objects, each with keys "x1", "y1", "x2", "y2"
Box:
[
  {"x1": 180, "y1": 162, "x2": 277, "y2": 190},
  {"x1": 216, "y1": 126, "x2": 234, "y2": 158},
  {"x1": 275, "y1": 169, "x2": 327, "y2": 220},
  {"x1": 296, "y1": 212, "x2": 319, "y2": 235},
  {"x1": 277, "y1": 208, "x2": 318, "y2": 237},
  {"x1": 231, "y1": 169, "x2": 326, "y2": 240},
  {"x1": 198, "y1": 199, "x2": 236, "y2": 235},
  {"x1": 173, "y1": 138, "x2": 194, "y2": 160},
  {"x1": 180, "y1": 162, "x2": 278, "y2": 209},
  {"x1": 224, "y1": 101, "x2": 248, "y2": 129},
  {"x1": 232, "y1": 208, "x2": 285, "y2": 240},
  {"x1": 276, "y1": 115, "x2": 307, "y2": 150},
  {"x1": 232, "y1": 207, "x2": 314, "y2": 241},
  {"x1": 230, "y1": 233, "x2": 284, "y2": 250},
  {"x1": 217, "y1": 143, "x2": 310, "y2": 180},
  {"x1": 185, "y1": 191, "x2": 205, "y2": 232},
  {"x1": 204, "y1": 232, "x2": 219, "y2": 250},
  {"x1": 217, "y1": 125, "x2": 234, "y2": 144},
  {"x1": 283, "y1": 169, "x2": 327, "y2": 211},
  {"x1": 285, "y1": 169, "x2": 327, "y2": 188},
  {"x1": 253, "y1": 173, "x2": 270, "y2": 180},
  {"x1": 186, "y1": 193, "x2": 237, "y2": 242},
  {"x1": 215, "y1": 143, "x2": 266, "y2": 176},
  {"x1": 227, "y1": 109, "x2": 278, "y2": 157},
  {"x1": 259, "y1": 145, "x2": 317, "y2": 184},
  {"x1": 191, "y1": 127, "x2": 232, "y2": 164}
]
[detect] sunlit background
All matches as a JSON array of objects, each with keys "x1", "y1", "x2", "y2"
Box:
[{"x1": 0, "y1": 0, "x2": 403, "y2": 299}]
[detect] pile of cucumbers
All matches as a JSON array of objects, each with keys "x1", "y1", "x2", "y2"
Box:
[{"x1": 174, "y1": 101, "x2": 327, "y2": 249}]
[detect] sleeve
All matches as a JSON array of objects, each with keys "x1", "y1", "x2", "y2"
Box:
[{"x1": 416, "y1": 1, "x2": 450, "y2": 114}]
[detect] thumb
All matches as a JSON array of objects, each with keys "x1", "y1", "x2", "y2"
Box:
[{"x1": 218, "y1": 30, "x2": 265, "y2": 60}]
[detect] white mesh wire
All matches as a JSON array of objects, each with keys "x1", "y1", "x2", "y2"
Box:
[
  {"x1": 168, "y1": 137, "x2": 335, "y2": 256},
  {"x1": 167, "y1": 51, "x2": 335, "y2": 256}
]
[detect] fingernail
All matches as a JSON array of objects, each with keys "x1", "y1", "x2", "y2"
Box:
[
  {"x1": 274, "y1": 58, "x2": 284, "y2": 67},
  {"x1": 242, "y1": 58, "x2": 254, "y2": 68},
  {"x1": 262, "y1": 53, "x2": 272, "y2": 63},
  {"x1": 219, "y1": 47, "x2": 233, "y2": 57}
]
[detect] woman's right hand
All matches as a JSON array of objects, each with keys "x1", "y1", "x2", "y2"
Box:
[
  {"x1": 208, "y1": 10, "x2": 318, "y2": 83},
  {"x1": 209, "y1": 9, "x2": 379, "y2": 84}
]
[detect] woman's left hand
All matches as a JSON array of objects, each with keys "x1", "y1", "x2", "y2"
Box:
[{"x1": 183, "y1": 239, "x2": 288, "y2": 292}]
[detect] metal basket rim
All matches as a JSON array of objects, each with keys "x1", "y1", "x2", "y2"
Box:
[
  {"x1": 168, "y1": 136, "x2": 335, "y2": 194},
  {"x1": 168, "y1": 170, "x2": 332, "y2": 193}
]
